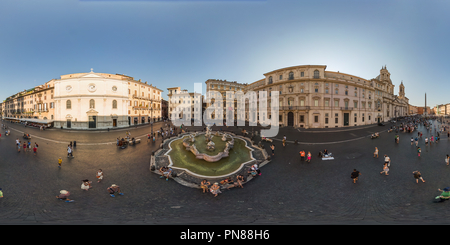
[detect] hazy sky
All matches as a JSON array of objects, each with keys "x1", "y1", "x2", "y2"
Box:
[{"x1": 1, "y1": 0, "x2": 449, "y2": 107}]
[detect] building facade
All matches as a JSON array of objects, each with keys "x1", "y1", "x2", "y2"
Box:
[
  {"x1": 2, "y1": 79, "x2": 56, "y2": 121},
  {"x1": 167, "y1": 87, "x2": 203, "y2": 123},
  {"x1": 54, "y1": 71, "x2": 130, "y2": 129},
  {"x1": 204, "y1": 79, "x2": 247, "y2": 123},
  {"x1": 3, "y1": 70, "x2": 163, "y2": 129},
  {"x1": 243, "y1": 65, "x2": 409, "y2": 128}
]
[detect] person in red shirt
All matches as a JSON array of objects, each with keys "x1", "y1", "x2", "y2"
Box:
[{"x1": 299, "y1": 150, "x2": 305, "y2": 161}]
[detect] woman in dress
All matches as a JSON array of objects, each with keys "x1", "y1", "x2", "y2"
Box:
[
  {"x1": 306, "y1": 151, "x2": 311, "y2": 162},
  {"x1": 210, "y1": 182, "x2": 221, "y2": 197}
]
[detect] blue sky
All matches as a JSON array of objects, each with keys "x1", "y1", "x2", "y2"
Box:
[{"x1": 1, "y1": 0, "x2": 449, "y2": 107}]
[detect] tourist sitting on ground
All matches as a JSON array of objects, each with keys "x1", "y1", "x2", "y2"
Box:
[
  {"x1": 236, "y1": 175, "x2": 244, "y2": 188},
  {"x1": 56, "y1": 190, "x2": 73, "y2": 202},
  {"x1": 81, "y1": 179, "x2": 92, "y2": 191},
  {"x1": 436, "y1": 187, "x2": 450, "y2": 202},
  {"x1": 210, "y1": 183, "x2": 221, "y2": 197},
  {"x1": 220, "y1": 177, "x2": 234, "y2": 189},
  {"x1": 159, "y1": 166, "x2": 173, "y2": 181},
  {"x1": 107, "y1": 184, "x2": 124, "y2": 197},
  {"x1": 159, "y1": 166, "x2": 168, "y2": 175},
  {"x1": 200, "y1": 179, "x2": 210, "y2": 193},
  {"x1": 248, "y1": 168, "x2": 258, "y2": 177}
]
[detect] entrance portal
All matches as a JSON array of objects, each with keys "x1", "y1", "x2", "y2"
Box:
[
  {"x1": 288, "y1": 112, "x2": 294, "y2": 126},
  {"x1": 89, "y1": 116, "x2": 97, "y2": 128},
  {"x1": 344, "y1": 113, "x2": 349, "y2": 126}
]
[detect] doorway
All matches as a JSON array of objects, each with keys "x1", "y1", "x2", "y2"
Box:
[
  {"x1": 89, "y1": 116, "x2": 97, "y2": 128},
  {"x1": 288, "y1": 112, "x2": 294, "y2": 126},
  {"x1": 344, "y1": 113, "x2": 349, "y2": 126},
  {"x1": 67, "y1": 119, "x2": 71, "y2": 129},
  {"x1": 113, "y1": 119, "x2": 117, "y2": 127}
]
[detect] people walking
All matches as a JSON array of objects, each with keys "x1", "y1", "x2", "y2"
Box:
[
  {"x1": 351, "y1": 169, "x2": 361, "y2": 183},
  {"x1": 380, "y1": 163, "x2": 389, "y2": 175},
  {"x1": 306, "y1": 151, "x2": 311, "y2": 163},
  {"x1": 412, "y1": 171, "x2": 425, "y2": 183},
  {"x1": 374, "y1": 147, "x2": 379, "y2": 158},
  {"x1": 270, "y1": 144, "x2": 275, "y2": 156},
  {"x1": 417, "y1": 147, "x2": 421, "y2": 157},
  {"x1": 96, "y1": 169, "x2": 103, "y2": 183},
  {"x1": 384, "y1": 154, "x2": 391, "y2": 167},
  {"x1": 67, "y1": 145, "x2": 73, "y2": 158},
  {"x1": 58, "y1": 157, "x2": 62, "y2": 168}
]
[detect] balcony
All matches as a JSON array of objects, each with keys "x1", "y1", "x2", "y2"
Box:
[
  {"x1": 280, "y1": 106, "x2": 310, "y2": 111},
  {"x1": 341, "y1": 107, "x2": 353, "y2": 111}
]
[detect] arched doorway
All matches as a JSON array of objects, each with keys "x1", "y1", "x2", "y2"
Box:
[{"x1": 288, "y1": 112, "x2": 294, "y2": 126}]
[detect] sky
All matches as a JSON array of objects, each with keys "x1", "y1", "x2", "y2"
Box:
[{"x1": 1, "y1": 0, "x2": 449, "y2": 107}]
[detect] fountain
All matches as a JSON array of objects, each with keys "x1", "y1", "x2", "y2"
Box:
[{"x1": 150, "y1": 125, "x2": 270, "y2": 188}]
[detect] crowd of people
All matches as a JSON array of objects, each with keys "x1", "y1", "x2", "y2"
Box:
[{"x1": 368, "y1": 116, "x2": 450, "y2": 202}]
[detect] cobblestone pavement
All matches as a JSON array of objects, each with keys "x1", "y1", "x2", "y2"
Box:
[{"x1": 1, "y1": 120, "x2": 450, "y2": 224}]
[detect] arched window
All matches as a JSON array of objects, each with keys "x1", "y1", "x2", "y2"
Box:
[
  {"x1": 90, "y1": 99, "x2": 95, "y2": 109},
  {"x1": 314, "y1": 70, "x2": 320, "y2": 78},
  {"x1": 289, "y1": 72, "x2": 294, "y2": 80},
  {"x1": 66, "y1": 100, "x2": 71, "y2": 109},
  {"x1": 268, "y1": 76, "x2": 273, "y2": 84},
  {"x1": 112, "y1": 100, "x2": 117, "y2": 109}
]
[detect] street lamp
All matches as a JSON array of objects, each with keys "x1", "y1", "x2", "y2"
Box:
[{"x1": 151, "y1": 101, "x2": 154, "y2": 137}]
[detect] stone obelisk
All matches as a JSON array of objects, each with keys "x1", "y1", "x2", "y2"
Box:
[{"x1": 425, "y1": 93, "x2": 427, "y2": 117}]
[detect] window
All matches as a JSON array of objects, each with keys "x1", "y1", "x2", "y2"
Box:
[
  {"x1": 90, "y1": 99, "x2": 95, "y2": 109},
  {"x1": 301, "y1": 72, "x2": 304, "y2": 77},
  {"x1": 334, "y1": 101, "x2": 339, "y2": 107},
  {"x1": 355, "y1": 92, "x2": 357, "y2": 97},
  {"x1": 112, "y1": 100, "x2": 117, "y2": 109},
  {"x1": 279, "y1": 75, "x2": 282, "y2": 80},
  {"x1": 315, "y1": 88, "x2": 318, "y2": 93},
  {"x1": 289, "y1": 72, "x2": 294, "y2": 80},
  {"x1": 335, "y1": 89, "x2": 339, "y2": 94},
  {"x1": 314, "y1": 99, "x2": 319, "y2": 106},
  {"x1": 300, "y1": 100, "x2": 305, "y2": 106},
  {"x1": 300, "y1": 115, "x2": 304, "y2": 122},
  {"x1": 354, "y1": 102, "x2": 357, "y2": 108},
  {"x1": 66, "y1": 100, "x2": 71, "y2": 109},
  {"x1": 314, "y1": 70, "x2": 319, "y2": 78},
  {"x1": 325, "y1": 88, "x2": 329, "y2": 94},
  {"x1": 268, "y1": 76, "x2": 273, "y2": 84},
  {"x1": 345, "y1": 90, "x2": 348, "y2": 95},
  {"x1": 325, "y1": 117, "x2": 329, "y2": 124},
  {"x1": 314, "y1": 115, "x2": 319, "y2": 123},
  {"x1": 325, "y1": 100, "x2": 329, "y2": 107}
]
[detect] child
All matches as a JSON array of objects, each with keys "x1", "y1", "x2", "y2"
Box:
[
  {"x1": 96, "y1": 169, "x2": 103, "y2": 183},
  {"x1": 417, "y1": 147, "x2": 421, "y2": 157},
  {"x1": 58, "y1": 157, "x2": 62, "y2": 168}
]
